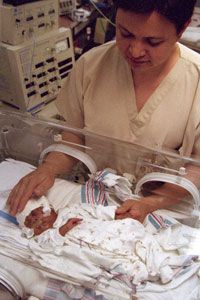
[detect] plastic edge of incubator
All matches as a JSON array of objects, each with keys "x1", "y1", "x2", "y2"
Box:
[
  {"x1": 134, "y1": 172, "x2": 200, "y2": 217},
  {"x1": 38, "y1": 143, "x2": 97, "y2": 174}
]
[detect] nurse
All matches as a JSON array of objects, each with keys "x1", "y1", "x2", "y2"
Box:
[{"x1": 8, "y1": 0, "x2": 200, "y2": 222}]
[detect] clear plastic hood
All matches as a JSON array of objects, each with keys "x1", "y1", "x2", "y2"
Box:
[
  {"x1": 0, "y1": 109, "x2": 199, "y2": 173},
  {"x1": 1, "y1": 109, "x2": 200, "y2": 215}
]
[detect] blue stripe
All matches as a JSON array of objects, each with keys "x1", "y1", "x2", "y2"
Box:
[
  {"x1": 81, "y1": 185, "x2": 86, "y2": 203},
  {"x1": 96, "y1": 170, "x2": 110, "y2": 181},
  {"x1": 94, "y1": 182, "x2": 101, "y2": 204},
  {"x1": 0, "y1": 210, "x2": 19, "y2": 225},
  {"x1": 148, "y1": 214, "x2": 161, "y2": 230},
  {"x1": 164, "y1": 219, "x2": 173, "y2": 226}
]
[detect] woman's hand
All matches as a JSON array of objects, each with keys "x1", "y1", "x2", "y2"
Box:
[
  {"x1": 115, "y1": 199, "x2": 154, "y2": 223},
  {"x1": 7, "y1": 164, "x2": 56, "y2": 216}
]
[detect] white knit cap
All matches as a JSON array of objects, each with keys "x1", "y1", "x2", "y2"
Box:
[{"x1": 16, "y1": 196, "x2": 51, "y2": 234}]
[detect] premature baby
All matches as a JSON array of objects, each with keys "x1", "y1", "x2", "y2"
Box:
[
  {"x1": 16, "y1": 195, "x2": 86, "y2": 239},
  {"x1": 15, "y1": 195, "x2": 196, "y2": 287},
  {"x1": 16, "y1": 195, "x2": 121, "y2": 246},
  {"x1": 24, "y1": 205, "x2": 82, "y2": 237}
]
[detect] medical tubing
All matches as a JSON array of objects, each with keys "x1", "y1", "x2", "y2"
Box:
[
  {"x1": 89, "y1": 0, "x2": 116, "y2": 27},
  {"x1": 39, "y1": 143, "x2": 97, "y2": 174},
  {"x1": 134, "y1": 172, "x2": 200, "y2": 216}
]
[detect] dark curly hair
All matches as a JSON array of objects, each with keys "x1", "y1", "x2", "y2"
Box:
[{"x1": 113, "y1": 0, "x2": 197, "y2": 33}]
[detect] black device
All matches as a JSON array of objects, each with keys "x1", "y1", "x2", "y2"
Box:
[{"x1": 3, "y1": 0, "x2": 41, "y2": 6}]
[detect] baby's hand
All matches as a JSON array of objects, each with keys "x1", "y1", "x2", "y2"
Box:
[{"x1": 59, "y1": 218, "x2": 82, "y2": 236}]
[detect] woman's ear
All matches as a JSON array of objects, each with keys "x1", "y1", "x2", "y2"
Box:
[{"x1": 178, "y1": 19, "x2": 192, "y2": 38}]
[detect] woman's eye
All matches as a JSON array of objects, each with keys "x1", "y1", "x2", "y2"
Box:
[
  {"x1": 147, "y1": 39, "x2": 163, "y2": 47},
  {"x1": 120, "y1": 31, "x2": 132, "y2": 38}
]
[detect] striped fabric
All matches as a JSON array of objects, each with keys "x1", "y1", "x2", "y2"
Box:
[
  {"x1": 147, "y1": 212, "x2": 173, "y2": 230},
  {"x1": 44, "y1": 277, "x2": 108, "y2": 300},
  {"x1": 81, "y1": 170, "x2": 110, "y2": 206}
]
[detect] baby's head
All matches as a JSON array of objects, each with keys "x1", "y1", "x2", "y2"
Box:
[{"x1": 16, "y1": 196, "x2": 57, "y2": 237}]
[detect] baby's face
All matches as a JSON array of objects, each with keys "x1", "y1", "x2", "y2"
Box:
[{"x1": 24, "y1": 206, "x2": 57, "y2": 235}]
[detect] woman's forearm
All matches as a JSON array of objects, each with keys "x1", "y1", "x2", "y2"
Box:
[
  {"x1": 140, "y1": 182, "x2": 190, "y2": 213},
  {"x1": 140, "y1": 164, "x2": 200, "y2": 213},
  {"x1": 41, "y1": 131, "x2": 84, "y2": 176}
]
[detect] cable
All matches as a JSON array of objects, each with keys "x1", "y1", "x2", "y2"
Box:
[{"x1": 89, "y1": 0, "x2": 116, "y2": 27}]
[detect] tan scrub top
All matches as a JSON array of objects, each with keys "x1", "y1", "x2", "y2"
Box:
[{"x1": 56, "y1": 41, "x2": 200, "y2": 160}]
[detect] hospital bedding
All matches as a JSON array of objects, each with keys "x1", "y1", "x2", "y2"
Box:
[{"x1": 0, "y1": 159, "x2": 200, "y2": 300}]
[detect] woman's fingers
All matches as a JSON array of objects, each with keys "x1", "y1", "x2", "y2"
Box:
[
  {"x1": 7, "y1": 169, "x2": 56, "y2": 216},
  {"x1": 8, "y1": 176, "x2": 36, "y2": 215},
  {"x1": 115, "y1": 212, "x2": 131, "y2": 220},
  {"x1": 115, "y1": 199, "x2": 149, "y2": 223},
  {"x1": 115, "y1": 199, "x2": 134, "y2": 215}
]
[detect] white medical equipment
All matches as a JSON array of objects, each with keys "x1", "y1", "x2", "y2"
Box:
[
  {"x1": 180, "y1": 26, "x2": 200, "y2": 52},
  {"x1": 59, "y1": 0, "x2": 91, "y2": 23},
  {"x1": 0, "y1": 27, "x2": 74, "y2": 112},
  {"x1": 0, "y1": 0, "x2": 59, "y2": 45},
  {"x1": 180, "y1": 7, "x2": 200, "y2": 52},
  {"x1": 59, "y1": 0, "x2": 76, "y2": 16},
  {"x1": 0, "y1": 110, "x2": 200, "y2": 299}
]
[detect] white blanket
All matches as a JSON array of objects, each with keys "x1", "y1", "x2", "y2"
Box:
[{"x1": 0, "y1": 159, "x2": 200, "y2": 300}]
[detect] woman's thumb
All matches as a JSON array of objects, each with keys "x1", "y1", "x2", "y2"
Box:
[{"x1": 116, "y1": 202, "x2": 131, "y2": 214}]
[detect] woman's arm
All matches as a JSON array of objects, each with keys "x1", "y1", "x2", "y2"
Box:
[{"x1": 115, "y1": 164, "x2": 200, "y2": 223}]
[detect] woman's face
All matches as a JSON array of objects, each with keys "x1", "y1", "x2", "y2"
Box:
[
  {"x1": 25, "y1": 206, "x2": 57, "y2": 235},
  {"x1": 116, "y1": 9, "x2": 182, "y2": 73}
]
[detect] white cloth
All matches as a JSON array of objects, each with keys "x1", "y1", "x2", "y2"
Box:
[
  {"x1": 156, "y1": 222, "x2": 200, "y2": 256},
  {"x1": 29, "y1": 203, "x2": 199, "y2": 288},
  {"x1": 46, "y1": 169, "x2": 135, "y2": 211},
  {"x1": 0, "y1": 159, "x2": 200, "y2": 300},
  {"x1": 0, "y1": 254, "x2": 49, "y2": 299},
  {"x1": 136, "y1": 263, "x2": 200, "y2": 300},
  {"x1": 46, "y1": 178, "x2": 82, "y2": 211}
]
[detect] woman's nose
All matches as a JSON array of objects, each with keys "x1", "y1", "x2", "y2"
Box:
[{"x1": 129, "y1": 40, "x2": 146, "y2": 58}]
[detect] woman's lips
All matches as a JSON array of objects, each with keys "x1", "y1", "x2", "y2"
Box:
[{"x1": 127, "y1": 56, "x2": 149, "y2": 65}]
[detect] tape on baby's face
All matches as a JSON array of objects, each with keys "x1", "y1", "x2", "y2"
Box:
[{"x1": 22, "y1": 227, "x2": 34, "y2": 238}]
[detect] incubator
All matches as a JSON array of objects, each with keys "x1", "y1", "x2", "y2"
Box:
[{"x1": 0, "y1": 109, "x2": 200, "y2": 300}]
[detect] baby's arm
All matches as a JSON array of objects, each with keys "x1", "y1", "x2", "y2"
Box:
[
  {"x1": 34, "y1": 217, "x2": 82, "y2": 249},
  {"x1": 59, "y1": 218, "x2": 82, "y2": 236}
]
